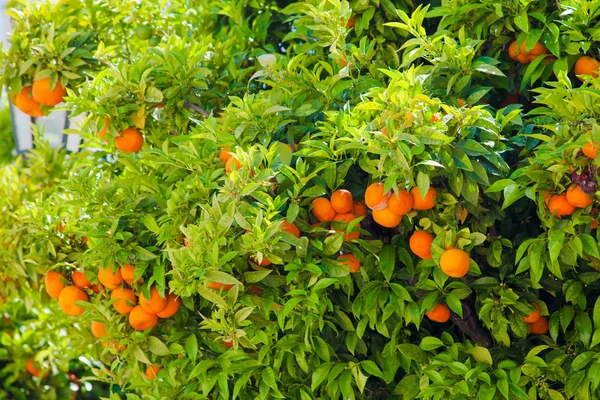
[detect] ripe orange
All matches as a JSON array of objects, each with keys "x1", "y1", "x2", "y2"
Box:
[
  {"x1": 91, "y1": 321, "x2": 106, "y2": 338},
  {"x1": 365, "y1": 182, "x2": 390, "y2": 210},
  {"x1": 225, "y1": 157, "x2": 242, "y2": 172},
  {"x1": 522, "y1": 302, "x2": 541, "y2": 324},
  {"x1": 26, "y1": 358, "x2": 48, "y2": 378},
  {"x1": 409, "y1": 231, "x2": 434, "y2": 259},
  {"x1": 311, "y1": 198, "x2": 336, "y2": 222},
  {"x1": 426, "y1": 303, "x2": 450, "y2": 323},
  {"x1": 372, "y1": 207, "x2": 402, "y2": 228},
  {"x1": 115, "y1": 128, "x2": 144, "y2": 153},
  {"x1": 331, "y1": 189, "x2": 353, "y2": 214},
  {"x1": 548, "y1": 194, "x2": 576, "y2": 217},
  {"x1": 346, "y1": 16, "x2": 355, "y2": 28},
  {"x1": 353, "y1": 200, "x2": 367, "y2": 217},
  {"x1": 71, "y1": 270, "x2": 92, "y2": 289},
  {"x1": 157, "y1": 293, "x2": 181, "y2": 318},
  {"x1": 207, "y1": 281, "x2": 234, "y2": 291},
  {"x1": 338, "y1": 254, "x2": 360, "y2": 273},
  {"x1": 574, "y1": 56, "x2": 600, "y2": 81},
  {"x1": 58, "y1": 286, "x2": 89, "y2": 316},
  {"x1": 582, "y1": 142, "x2": 599, "y2": 159},
  {"x1": 129, "y1": 305, "x2": 158, "y2": 330},
  {"x1": 332, "y1": 213, "x2": 360, "y2": 241},
  {"x1": 14, "y1": 86, "x2": 44, "y2": 117},
  {"x1": 508, "y1": 41, "x2": 519, "y2": 61},
  {"x1": 521, "y1": 41, "x2": 548, "y2": 62},
  {"x1": 223, "y1": 339, "x2": 234, "y2": 348},
  {"x1": 98, "y1": 116, "x2": 110, "y2": 139},
  {"x1": 281, "y1": 221, "x2": 301, "y2": 238},
  {"x1": 111, "y1": 288, "x2": 137, "y2": 314},
  {"x1": 98, "y1": 267, "x2": 123, "y2": 290},
  {"x1": 32, "y1": 77, "x2": 66, "y2": 106},
  {"x1": 219, "y1": 147, "x2": 232, "y2": 163},
  {"x1": 529, "y1": 316, "x2": 548, "y2": 335},
  {"x1": 45, "y1": 271, "x2": 65, "y2": 298},
  {"x1": 120, "y1": 264, "x2": 142, "y2": 285},
  {"x1": 440, "y1": 248, "x2": 471, "y2": 278},
  {"x1": 145, "y1": 365, "x2": 162, "y2": 379},
  {"x1": 250, "y1": 255, "x2": 272, "y2": 266},
  {"x1": 566, "y1": 185, "x2": 593, "y2": 208},
  {"x1": 411, "y1": 187, "x2": 437, "y2": 210},
  {"x1": 139, "y1": 286, "x2": 168, "y2": 314},
  {"x1": 388, "y1": 190, "x2": 413, "y2": 216}
]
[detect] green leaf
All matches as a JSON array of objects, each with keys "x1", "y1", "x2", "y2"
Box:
[
  {"x1": 576, "y1": 311, "x2": 593, "y2": 348},
  {"x1": 311, "y1": 363, "x2": 332, "y2": 391},
  {"x1": 360, "y1": 360, "x2": 383, "y2": 378},
  {"x1": 379, "y1": 245, "x2": 396, "y2": 282},
  {"x1": 468, "y1": 346, "x2": 493, "y2": 365},
  {"x1": 420, "y1": 337, "x2": 444, "y2": 351},
  {"x1": 398, "y1": 343, "x2": 428, "y2": 364},
  {"x1": 417, "y1": 171, "x2": 430, "y2": 199},
  {"x1": 323, "y1": 232, "x2": 344, "y2": 255},
  {"x1": 141, "y1": 215, "x2": 161, "y2": 234},
  {"x1": 514, "y1": 12, "x2": 529, "y2": 33},
  {"x1": 446, "y1": 293, "x2": 463, "y2": 318},
  {"x1": 244, "y1": 269, "x2": 272, "y2": 283},
  {"x1": 185, "y1": 334, "x2": 198, "y2": 363},
  {"x1": 580, "y1": 234, "x2": 600, "y2": 258},
  {"x1": 486, "y1": 179, "x2": 515, "y2": 193},
  {"x1": 148, "y1": 336, "x2": 170, "y2": 356}
]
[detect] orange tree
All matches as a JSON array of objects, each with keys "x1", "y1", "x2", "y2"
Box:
[{"x1": 3, "y1": 0, "x2": 600, "y2": 399}]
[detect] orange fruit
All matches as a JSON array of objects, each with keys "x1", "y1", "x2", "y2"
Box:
[
  {"x1": 157, "y1": 293, "x2": 181, "y2": 318},
  {"x1": 129, "y1": 305, "x2": 158, "y2": 330},
  {"x1": 520, "y1": 41, "x2": 548, "y2": 62},
  {"x1": 582, "y1": 142, "x2": 599, "y2": 159},
  {"x1": 111, "y1": 288, "x2": 137, "y2": 314},
  {"x1": 574, "y1": 56, "x2": 600, "y2": 81},
  {"x1": 522, "y1": 302, "x2": 541, "y2": 324},
  {"x1": 430, "y1": 113, "x2": 441, "y2": 123},
  {"x1": 508, "y1": 41, "x2": 519, "y2": 61},
  {"x1": 566, "y1": 185, "x2": 593, "y2": 208},
  {"x1": 353, "y1": 200, "x2": 367, "y2": 217},
  {"x1": 426, "y1": 303, "x2": 450, "y2": 323},
  {"x1": 207, "y1": 281, "x2": 234, "y2": 291},
  {"x1": 251, "y1": 256, "x2": 272, "y2": 266},
  {"x1": 98, "y1": 116, "x2": 110, "y2": 139},
  {"x1": 338, "y1": 254, "x2": 360, "y2": 273},
  {"x1": 388, "y1": 190, "x2": 413, "y2": 216},
  {"x1": 14, "y1": 86, "x2": 44, "y2": 117},
  {"x1": 71, "y1": 270, "x2": 92, "y2": 289},
  {"x1": 411, "y1": 187, "x2": 437, "y2": 210},
  {"x1": 32, "y1": 77, "x2": 66, "y2": 106},
  {"x1": 440, "y1": 248, "x2": 471, "y2": 278},
  {"x1": 365, "y1": 182, "x2": 390, "y2": 210},
  {"x1": 331, "y1": 189, "x2": 353, "y2": 214},
  {"x1": 139, "y1": 286, "x2": 168, "y2": 314},
  {"x1": 219, "y1": 148, "x2": 232, "y2": 163},
  {"x1": 102, "y1": 340, "x2": 126, "y2": 351},
  {"x1": 372, "y1": 207, "x2": 402, "y2": 228},
  {"x1": 58, "y1": 286, "x2": 89, "y2": 316},
  {"x1": 281, "y1": 221, "x2": 301, "y2": 238},
  {"x1": 223, "y1": 339, "x2": 234, "y2": 348},
  {"x1": 45, "y1": 271, "x2": 65, "y2": 298},
  {"x1": 332, "y1": 213, "x2": 360, "y2": 240},
  {"x1": 346, "y1": 16, "x2": 355, "y2": 28},
  {"x1": 225, "y1": 157, "x2": 242, "y2": 172},
  {"x1": 120, "y1": 264, "x2": 142, "y2": 285},
  {"x1": 26, "y1": 358, "x2": 48, "y2": 378},
  {"x1": 409, "y1": 231, "x2": 434, "y2": 259},
  {"x1": 311, "y1": 197, "x2": 336, "y2": 222},
  {"x1": 115, "y1": 128, "x2": 144, "y2": 153},
  {"x1": 98, "y1": 267, "x2": 123, "y2": 290},
  {"x1": 91, "y1": 321, "x2": 106, "y2": 338},
  {"x1": 529, "y1": 316, "x2": 548, "y2": 335},
  {"x1": 548, "y1": 194, "x2": 576, "y2": 217},
  {"x1": 145, "y1": 365, "x2": 162, "y2": 379}
]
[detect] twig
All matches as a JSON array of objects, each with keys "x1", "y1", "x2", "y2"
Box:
[{"x1": 184, "y1": 101, "x2": 210, "y2": 117}]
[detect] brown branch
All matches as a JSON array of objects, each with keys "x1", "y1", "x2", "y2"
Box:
[{"x1": 184, "y1": 101, "x2": 210, "y2": 117}]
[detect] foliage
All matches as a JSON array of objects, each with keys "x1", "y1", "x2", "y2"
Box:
[{"x1": 2, "y1": 0, "x2": 600, "y2": 399}]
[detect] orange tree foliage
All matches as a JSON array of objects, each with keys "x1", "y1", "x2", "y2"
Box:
[{"x1": 1, "y1": 0, "x2": 600, "y2": 399}]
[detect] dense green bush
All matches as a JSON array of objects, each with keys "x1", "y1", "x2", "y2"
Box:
[{"x1": 2, "y1": 0, "x2": 600, "y2": 399}]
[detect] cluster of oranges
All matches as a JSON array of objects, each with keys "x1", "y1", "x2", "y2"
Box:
[
  {"x1": 13, "y1": 77, "x2": 66, "y2": 117},
  {"x1": 218, "y1": 147, "x2": 243, "y2": 173},
  {"x1": 364, "y1": 183, "x2": 436, "y2": 228},
  {"x1": 508, "y1": 38, "x2": 600, "y2": 81},
  {"x1": 521, "y1": 302, "x2": 548, "y2": 335},
  {"x1": 508, "y1": 41, "x2": 550, "y2": 64},
  {"x1": 44, "y1": 265, "x2": 180, "y2": 355},
  {"x1": 546, "y1": 185, "x2": 592, "y2": 218},
  {"x1": 311, "y1": 189, "x2": 365, "y2": 241}
]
